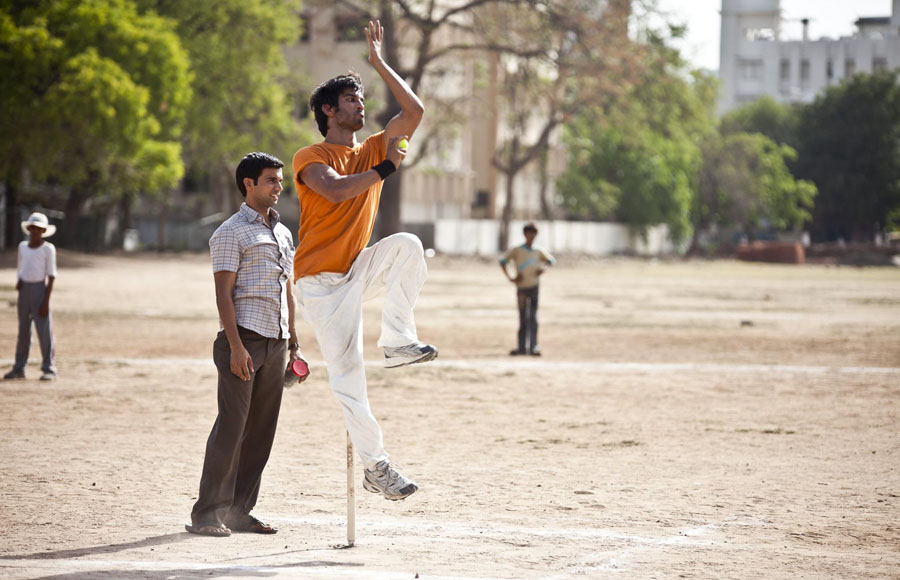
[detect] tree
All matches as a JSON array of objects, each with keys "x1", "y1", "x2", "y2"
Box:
[
  {"x1": 793, "y1": 72, "x2": 900, "y2": 242},
  {"x1": 0, "y1": 0, "x2": 191, "y2": 247},
  {"x1": 719, "y1": 95, "x2": 798, "y2": 147},
  {"x1": 556, "y1": 15, "x2": 717, "y2": 246},
  {"x1": 482, "y1": 0, "x2": 643, "y2": 250},
  {"x1": 0, "y1": 6, "x2": 61, "y2": 247},
  {"x1": 690, "y1": 132, "x2": 817, "y2": 254},
  {"x1": 135, "y1": 0, "x2": 312, "y2": 214},
  {"x1": 560, "y1": 123, "x2": 699, "y2": 243}
]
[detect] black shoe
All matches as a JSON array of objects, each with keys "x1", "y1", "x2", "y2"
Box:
[
  {"x1": 509, "y1": 349, "x2": 526, "y2": 356},
  {"x1": 3, "y1": 369, "x2": 25, "y2": 380}
]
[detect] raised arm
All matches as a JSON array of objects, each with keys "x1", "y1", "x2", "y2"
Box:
[{"x1": 365, "y1": 20, "x2": 424, "y2": 145}]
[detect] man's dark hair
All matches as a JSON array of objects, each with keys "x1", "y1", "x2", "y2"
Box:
[
  {"x1": 523, "y1": 222, "x2": 538, "y2": 234},
  {"x1": 235, "y1": 152, "x2": 284, "y2": 197},
  {"x1": 309, "y1": 72, "x2": 365, "y2": 137}
]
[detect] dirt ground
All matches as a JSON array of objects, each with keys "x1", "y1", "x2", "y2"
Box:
[{"x1": 0, "y1": 250, "x2": 898, "y2": 579}]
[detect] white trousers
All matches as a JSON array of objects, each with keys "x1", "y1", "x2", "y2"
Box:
[{"x1": 296, "y1": 233, "x2": 427, "y2": 469}]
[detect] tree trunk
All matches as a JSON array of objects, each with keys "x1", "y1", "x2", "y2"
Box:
[
  {"x1": 537, "y1": 149, "x2": 553, "y2": 220},
  {"x1": 498, "y1": 170, "x2": 516, "y2": 252},
  {"x1": 62, "y1": 187, "x2": 91, "y2": 248},
  {"x1": 3, "y1": 156, "x2": 25, "y2": 249},
  {"x1": 157, "y1": 192, "x2": 169, "y2": 252},
  {"x1": 686, "y1": 228, "x2": 703, "y2": 257},
  {"x1": 374, "y1": 0, "x2": 403, "y2": 241},
  {"x1": 115, "y1": 195, "x2": 133, "y2": 249},
  {"x1": 376, "y1": 168, "x2": 403, "y2": 241},
  {"x1": 3, "y1": 179, "x2": 19, "y2": 250}
]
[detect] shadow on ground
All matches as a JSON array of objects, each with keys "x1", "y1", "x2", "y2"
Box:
[{"x1": 1, "y1": 532, "x2": 365, "y2": 579}]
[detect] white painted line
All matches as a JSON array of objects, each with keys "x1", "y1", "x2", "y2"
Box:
[
  {"x1": 0, "y1": 516, "x2": 726, "y2": 579},
  {"x1": 275, "y1": 515, "x2": 720, "y2": 547},
  {"x1": 424, "y1": 360, "x2": 900, "y2": 375},
  {"x1": 23, "y1": 358, "x2": 899, "y2": 376}
]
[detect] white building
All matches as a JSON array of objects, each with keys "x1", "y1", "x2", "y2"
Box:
[{"x1": 718, "y1": 0, "x2": 900, "y2": 113}]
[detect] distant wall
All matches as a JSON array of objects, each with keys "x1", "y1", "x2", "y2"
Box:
[{"x1": 433, "y1": 219, "x2": 682, "y2": 257}]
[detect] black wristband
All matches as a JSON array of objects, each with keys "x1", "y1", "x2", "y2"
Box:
[{"x1": 372, "y1": 160, "x2": 396, "y2": 180}]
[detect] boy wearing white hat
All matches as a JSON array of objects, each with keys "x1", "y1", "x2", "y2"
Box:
[{"x1": 4, "y1": 212, "x2": 58, "y2": 381}]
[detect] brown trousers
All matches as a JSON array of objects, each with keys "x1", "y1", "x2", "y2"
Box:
[{"x1": 191, "y1": 327, "x2": 287, "y2": 528}]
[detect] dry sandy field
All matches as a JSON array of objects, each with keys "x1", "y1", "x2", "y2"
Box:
[{"x1": 0, "y1": 250, "x2": 898, "y2": 579}]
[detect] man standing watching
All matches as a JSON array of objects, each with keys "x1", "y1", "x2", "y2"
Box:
[
  {"x1": 291, "y1": 20, "x2": 432, "y2": 501},
  {"x1": 500, "y1": 222, "x2": 555, "y2": 356},
  {"x1": 187, "y1": 152, "x2": 308, "y2": 537},
  {"x1": 4, "y1": 212, "x2": 58, "y2": 381}
]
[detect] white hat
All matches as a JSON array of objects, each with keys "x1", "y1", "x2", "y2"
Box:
[{"x1": 21, "y1": 212, "x2": 57, "y2": 238}]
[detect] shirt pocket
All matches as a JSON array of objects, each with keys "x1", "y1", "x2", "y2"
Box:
[{"x1": 240, "y1": 233, "x2": 281, "y2": 270}]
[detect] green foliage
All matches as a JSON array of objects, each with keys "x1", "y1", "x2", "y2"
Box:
[
  {"x1": 559, "y1": 123, "x2": 697, "y2": 242},
  {"x1": 0, "y1": 0, "x2": 191, "y2": 207},
  {"x1": 36, "y1": 0, "x2": 192, "y2": 139},
  {"x1": 557, "y1": 49, "x2": 717, "y2": 243},
  {"x1": 719, "y1": 96, "x2": 798, "y2": 147},
  {"x1": 137, "y1": 0, "x2": 312, "y2": 172},
  {"x1": 2, "y1": 0, "x2": 312, "y2": 223},
  {"x1": 0, "y1": 9, "x2": 61, "y2": 168},
  {"x1": 43, "y1": 49, "x2": 156, "y2": 181},
  {"x1": 793, "y1": 72, "x2": 900, "y2": 241},
  {"x1": 694, "y1": 132, "x2": 816, "y2": 237}
]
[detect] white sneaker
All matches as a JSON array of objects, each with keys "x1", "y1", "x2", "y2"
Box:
[
  {"x1": 40, "y1": 372, "x2": 56, "y2": 381},
  {"x1": 363, "y1": 460, "x2": 418, "y2": 500},
  {"x1": 383, "y1": 342, "x2": 438, "y2": 369}
]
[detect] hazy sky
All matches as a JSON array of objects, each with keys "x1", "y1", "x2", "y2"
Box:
[{"x1": 656, "y1": 0, "x2": 894, "y2": 71}]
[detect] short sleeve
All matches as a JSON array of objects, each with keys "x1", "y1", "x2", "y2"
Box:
[
  {"x1": 540, "y1": 249, "x2": 556, "y2": 266},
  {"x1": 499, "y1": 248, "x2": 514, "y2": 265},
  {"x1": 17, "y1": 242, "x2": 26, "y2": 278},
  {"x1": 293, "y1": 146, "x2": 328, "y2": 186},
  {"x1": 46, "y1": 244, "x2": 58, "y2": 277},
  {"x1": 210, "y1": 224, "x2": 240, "y2": 273}
]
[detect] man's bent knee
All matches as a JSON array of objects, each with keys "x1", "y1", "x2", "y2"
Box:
[{"x1": 384, "y1": 232, "x2": 423, "y2": 256}]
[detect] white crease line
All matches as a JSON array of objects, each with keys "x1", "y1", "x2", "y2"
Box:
[
  {"x1": 0, "y1": 519, "x2": 721, "y2": 579},
  {"x1": 34, "y1": 358, "x2": 900, "y2": 376},
  {"x1": 425, "y1": 360, "x2": 900, "y2": 375},
  {"x1": 276, "y1": 515, "x2": 719, "y2": 547}
]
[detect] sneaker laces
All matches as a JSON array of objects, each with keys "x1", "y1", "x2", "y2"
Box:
[{"x1": 370, "y1": 461, "x2": 407, "y2": 485}]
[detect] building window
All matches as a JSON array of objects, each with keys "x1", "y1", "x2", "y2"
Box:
[
  {"x1": 826, "y1": 60, "x2": 834, "y2": 81},
  {"x1": 739, "y1": 59, "x2": 764, "y2": 81},
  {"x1": 800, "y1": 59, "x2": 810, "y2": 88},
  {"x1": 744, "y1": 27, "x2": 776, "y2": 41},
  {"x1": 873, "y1": 57, "x2": 888, "y2": 73},
  {"x1": 780, "y1": 59, "x2": 790, "y2": 81},
  {"x1": 779, "y1": 60, "x2": 790, "y2": 94},
  {"x1": 335, "y1": 14, "x2": 369, "y2": 42},
  {"x1": 472, "y1": 190, "x2": 490, "y2": 209},
  {"x1": 845, "y1": 59, "x2": 856, "y2": 77}
]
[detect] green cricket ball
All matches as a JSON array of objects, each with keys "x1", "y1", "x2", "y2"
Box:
[{"x1": 398, "y1": 138, "x2": 409, "y2": 150}]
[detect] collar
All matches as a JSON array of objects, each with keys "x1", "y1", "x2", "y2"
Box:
[{"x1": 239, "y1": 202, "x2": 280, "y2": 227}]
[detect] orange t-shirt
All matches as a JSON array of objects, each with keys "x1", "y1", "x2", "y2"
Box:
[{"x1": 292, "y1": 131, "x2": 386, "y2": 279}]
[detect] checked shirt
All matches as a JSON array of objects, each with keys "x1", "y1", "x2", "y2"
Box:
[{"x1": 210, "y1": 203, "x2": 295, "y2": 339}]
